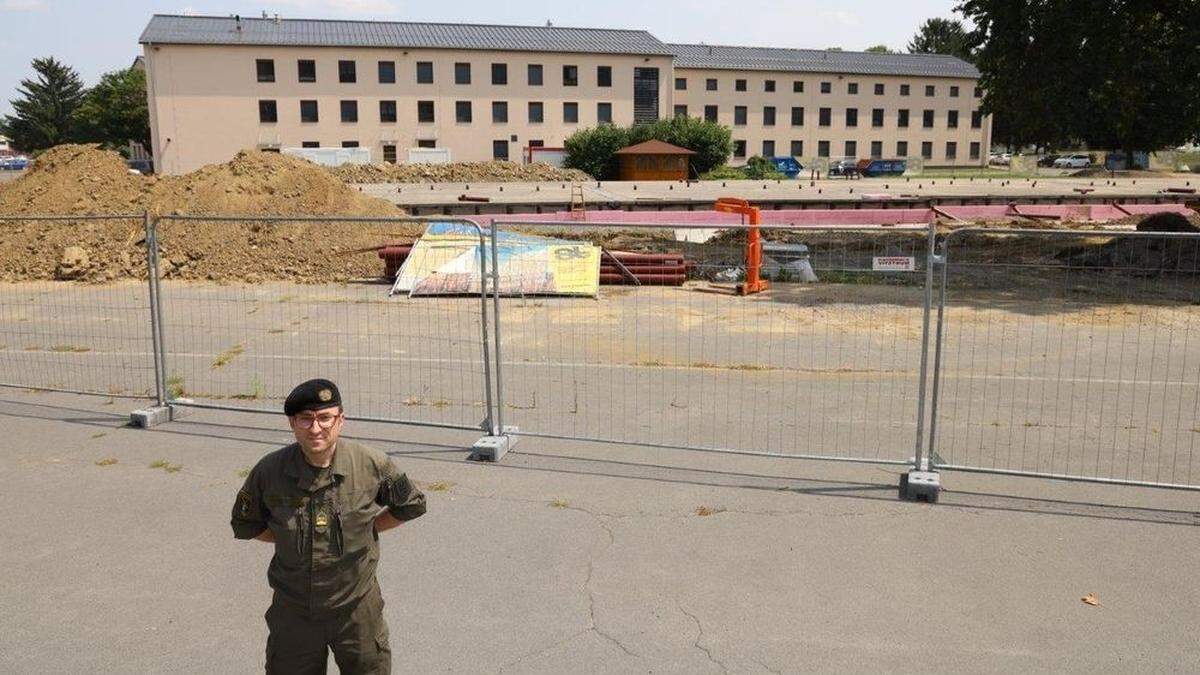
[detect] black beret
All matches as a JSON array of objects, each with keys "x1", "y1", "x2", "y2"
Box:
[{"x1": 284, "y1": 378, "x2": 342, "y2": 416}]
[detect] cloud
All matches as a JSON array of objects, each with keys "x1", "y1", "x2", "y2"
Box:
[{"x1": 0, "y1": 0, "x2": 46, "y2": 11}]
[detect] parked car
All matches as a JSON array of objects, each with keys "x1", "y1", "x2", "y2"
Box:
[
  {"x1": 989, "y1": 152, "x2": 1011, "y2": 166},
  {"x1": 1053, "y1": 154, "x2": 1091, "y2": 168},
  {"x1": 1037, "y1": 154, "x2": 1062, "y2": 167},
  {"x1": 827, "y1": 159, "x2": 861, "y2": 177},
  {"x1": 0, "y1": 155, "x2": 30, "y2": 170}
]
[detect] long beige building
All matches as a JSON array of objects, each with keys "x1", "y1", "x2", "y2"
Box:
[{"x1": 140, "y1": 15, "x2": 988, "y2": 175}]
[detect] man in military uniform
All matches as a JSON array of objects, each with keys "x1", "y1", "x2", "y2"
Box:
[{"x1": 231, "y1": 378, "x2": 426, "y2": 674}]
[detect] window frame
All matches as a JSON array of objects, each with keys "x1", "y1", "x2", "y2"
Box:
[
  {"x1": 256, "y1": 59, "x2": 275, "y2": 83},
  {"x1": 338, "y1": 60, "x2": 356, "y2": 84}
]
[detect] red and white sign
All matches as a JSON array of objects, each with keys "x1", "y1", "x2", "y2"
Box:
[{"x1": 872, "y1": 256, "x2": 916, "y2": 272}]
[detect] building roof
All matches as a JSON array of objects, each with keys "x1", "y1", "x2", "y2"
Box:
[
  {"x1": 614, "y1": 140, "x2": 696, "y2": 155},
  {"x1": 669, "y1": 43, "x2": 979, "y2": 79},
  {"x1": 139, "y1": 14, "x2": 675, "y2": 56}
]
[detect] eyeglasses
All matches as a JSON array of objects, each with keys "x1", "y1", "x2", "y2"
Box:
[{"x1": 292, "y1": 412, "x2": 342, "y2": 429}]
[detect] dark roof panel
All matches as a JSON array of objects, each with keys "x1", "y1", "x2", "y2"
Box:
[
  {"x1": 139, "y1": 15, "x2": 674, "y2": 56},
  {"x1": 669, "y1": 43, "x2": 979, "y2": 78}
]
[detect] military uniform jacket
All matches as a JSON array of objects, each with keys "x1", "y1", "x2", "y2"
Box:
[{"x1": 231, "y1": 440, "x2": 426, "y2": 616}]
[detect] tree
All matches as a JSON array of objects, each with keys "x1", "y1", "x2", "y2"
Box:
[
  {"x1": 907, "y1": 18, "x2": 972, "y2": 61},
  {"x1": 864, "y1": 44, "x2": 894, "y2": 53},
  {"x1": 73, "y1": 67, "x2": 151, "y2": 152},
  {"x1": 564, "y1": 117, "x2": 732, "y2": 180},
  {"x1": 0, "y1": 57, "x2": 86, "y2": 152},
  {"x1": 562, "y1": 124, "x2": 629, "y2": 179}
]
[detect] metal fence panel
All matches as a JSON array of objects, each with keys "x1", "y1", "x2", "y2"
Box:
[
  {"x1": 930, "y1": 228, "x2": 1200, "y2": 489},
  {"x1": 0, "y1": 215, "x2": 156, "y2": 399},
  {"x1": 153, "y1": 216, "x2": 494, "y2": 432},
  {"x1": 489, "y1": 220, "x2": 934, "y2": 464}
]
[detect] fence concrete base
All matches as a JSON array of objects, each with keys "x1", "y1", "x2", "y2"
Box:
[
  {"x1": 130, "y1": 405, "x2": 173, "y2": 428},
  {"x1": 900, "y1": 470, "x2": 941, "y2": 503},
  {"x1": 470, "y1": 427, "x2": 519, "y2": 462}
]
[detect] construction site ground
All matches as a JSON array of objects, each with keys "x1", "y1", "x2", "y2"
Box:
[
  {"x1": 359, "y1": 171, "x2": 1200, "y2": 213},
  {"x1": 3, "y1": 385, "x2": 1198, "y2": 673}
]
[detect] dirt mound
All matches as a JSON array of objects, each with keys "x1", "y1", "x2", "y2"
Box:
[
  {"x1": 332, "y1": 161, "x2": 591, "y2": 184},
  {"x1": 0, "y1": 145, "x2": 420, "y2": 283}
]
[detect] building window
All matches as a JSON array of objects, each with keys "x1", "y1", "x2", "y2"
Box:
[
  {"x1": 763, "y1": 106, "x2": 776, "y2": 126},
  {"x1": 297, "y1": 59, "x2": 316, "y2": 83},
  {"x1": 674, "y1": 104, "x2": 688, "y2": 118},
  {"x1": 818, "y1": 140, "x2": 830, "y2": 157},
  {"x1": 969, "y1": 141, "x2": 980, "y2": 159},
  {"x1": 950, "y1": 85, "x2": 960, "y2": 97},
  {"x1": 528, "y1": 102, "x2": 544, "y2": 123},
  {"x1": 921, "y1": 141, "x2": 933, "y2": 159},
  {"x1": 528, "y1": 64, "x2": 543, "y2": 86},
  {"x1": 764, "y1": 79, "x2": 775, "y2": 92},
  {"x1": 848, "y1": 82, "x2": 859, "y2": 95},
  {"x1": 492, "y1": 101, "x2": 508, "y2": 123},
  {"x1": 597, "y1": 102, "x2": 613, "y2": 124},
  {"x1": 563, "y1": 101, "x2": 579, "y2": 123},
  {"x1": 735, "y1": 79, "x2": 747, "y2": 92},
  {"x1": 874, "y1": 83, "x2": 884, "y2": 95},
  {"x1": 734, "y1": 106, "x2": 747, "y2": 125},
  {"x1": 704, "y1": 105, "x2": 718, "y2": 122},
  {"x1": 925, "y1": 84, "x2": 935, "y2": 97},
  {"x1": 946, "y1": 141, "x2": 957, "y2": 159},
  {"x1": 417, "y1": 100, "x2": 435, "y2": 123},
  {"x1": 733, "y1": 140, "x2": 746, "y2": 158},
  {"x1": 301, "y1": 141, "x2": 319, "y2": 148},
  {"x1": 379, "y1": 100, "x2": 397, "y2": 123},
  {"x1": 417, "y1": 140, "x2": 436, "y2": 148},
  {"x1": 790, "y1": 140, "x2": 803, "y2": 157},
  {"x1": 563, "y1": 65, "x2": 578, "y2": 86},
  {"x1": 256, "y1": 59, "x2": 275, "y2": 83},
  {"x1": 338, "y1": 60, "x2": 356, "y2": 83},
  {"x1": 597, "y1": 65, "x2": 612, "y2": 87},
  {"x1": 455, "y1": 63, "x2": 471, "y2": 85},
  {"x1": 845, "y1": 140, "x2": 857, "y2": 158},
  {"x1": 971, "y1": 110, "x2": 983, "y2": 129},
  {"x1": 947, "y1": 110, "x2": 959, "y2": 129},
  {"x1": 819, "y1": 107, "x2": 831, "y2": 126},
  {"x1": 791, "y1": 107, "x2": 804, "y2": 126},
  {"x1": 974, "y1": 86, "x2": 983, "y2": 98},
  {"x1": 493, "y1": 140, "x2": 510, "y2": 161},
  {"x1": 675, "y1": 77, "x2": 687, "y2": 90},
  {"x1": 762, "y1": 140, "x2": 775, "y2": 157},
  {"x1": 900, "y1": 83, "x2": 910, "y2": 96},
  {"x1": 897, "y1": 140, "x2": 908, "y2": 156},
  {"x1": 383, "y1": 144, "x2": 397, "y2": 164},
  {"x1": 872, "y1": 108, "x2": 884, "y2": 127},
  {"x1": 416, "y1": 61, "x2": 433, "y2": 84},
  {"x1": 299, "y1": 100, "x2": 318, "y2": 123},
  {"x1": 342, "y1": 141, "x2": 359, "y2": 148},
  {"x1": 870, "y1": 140, "x2": 883, "y2": 158},
  {"x1": 491, "y1": 63, "x2": 507, "y2": 85},
  {"x1": 793, "y1": 80, "x2": 804, "y2": 93},
  {"x1": 340, "y1": 100, "x2": 358, "y2": 123},
  {"x1": 845, "y1": 108, "x2": 858, "y2": 127},
  {"x1": 456, "y1": 101, "x2": 472, "y2": 123},
  {"x1": 378, "y1": 61, "x2": 395, "y2": 84},
  {"x1": 923, "y1": 109, "x2": 934, "y2": 128},
  {"x1": 898, "y1": 109, "x2": 910, "y2": 127},
  {"x1": 258, "y1": 100, "x2": 277, "y2": 123},
  {"x1": 820, "y1": 81, "x2": 831, "y2": 94},
  {"x1": 706, "y1": 78, "x2": 718, "y2": 91}
]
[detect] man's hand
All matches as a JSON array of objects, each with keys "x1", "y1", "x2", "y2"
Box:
[{"x1": 374, "y1": 511, "x2": 403, "y2": 534}]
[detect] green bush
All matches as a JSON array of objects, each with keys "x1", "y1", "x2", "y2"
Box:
[
  {"x1": 562, "y1": 125, "x2": 629, "y2": 180},
  {"x1": 563, "y1": 117, "x2": 732, "y2": 180},
  {"x1": 742, "y1": 156, "x2": 785, "y2": 179},
  {"x1": 699, "y1": 165, "x2": 746, "y2": 180}
]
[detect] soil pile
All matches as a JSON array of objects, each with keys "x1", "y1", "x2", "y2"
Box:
[
  {"x1": 332, "y1": 161, "x2": 590, "y2": 184},
  {"x1": 0, "y1": 145, "x2": 419, "y2": 283}
]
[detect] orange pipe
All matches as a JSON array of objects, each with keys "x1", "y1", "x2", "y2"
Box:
[{"x1": 714, "y1": 197, "x2": 770, "y2": 295}]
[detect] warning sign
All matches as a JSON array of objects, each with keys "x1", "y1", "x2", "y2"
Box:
[{"x1": 872, "y1": 256, "x2": 916, "y2": 272}]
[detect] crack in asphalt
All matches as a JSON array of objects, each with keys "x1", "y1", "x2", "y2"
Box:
[{"x1": 676, "y1": 599, "x2": 729, "y2": 674}]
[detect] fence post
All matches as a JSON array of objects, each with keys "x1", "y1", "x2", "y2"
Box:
[
  {"x1": 473, "y1": 221, "x2": 497, "y2": 436},
  {"x1": 925, "y1": 235, "x2": 951, "y2": 469},
  {"x1": 901, "y1": 218, "x2": 943, "y2": 502},
  {"x1": 130, "y1": 212, "x2": 173, "y2": 428},
  {"x1": 469, "y1": 221, "x2": 517, "y2": 461}
]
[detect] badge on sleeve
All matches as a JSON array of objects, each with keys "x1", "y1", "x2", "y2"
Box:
[
  {"x1": 314, "y1": 510, "x2": 329, "y2": 531},
  {"x1": 238, "y1": 490, "x2": 252, "y2": 517}
]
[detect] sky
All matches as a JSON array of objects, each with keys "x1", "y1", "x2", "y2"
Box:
[{"x1": 0, "y1": 0, "x2": 964, "y2": 117}]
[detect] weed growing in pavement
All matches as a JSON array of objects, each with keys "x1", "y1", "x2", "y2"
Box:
[{"x1": 211, "y1": 344, "x2": 245, "y2": 368}]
